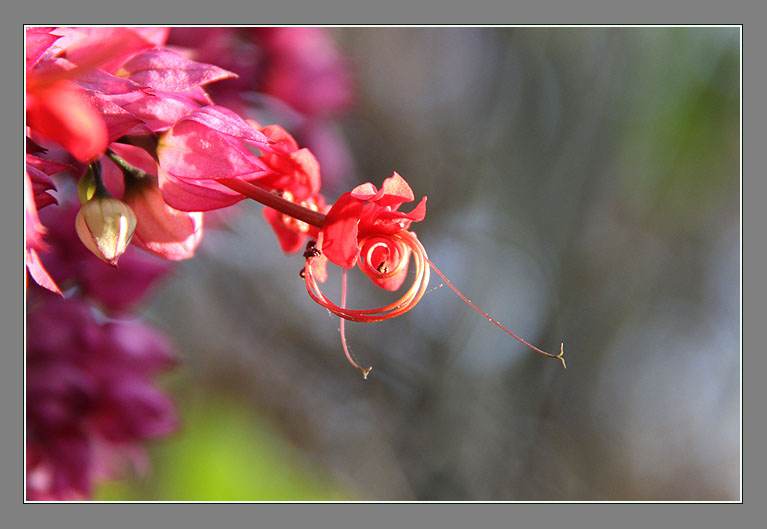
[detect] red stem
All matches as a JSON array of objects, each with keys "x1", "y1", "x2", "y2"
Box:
[{"x1": 217, "y1": 178, "x2": 327, "y2": 229}]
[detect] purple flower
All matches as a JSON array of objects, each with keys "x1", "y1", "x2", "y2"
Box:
[{"x1": 26, "y1": 296, "x2": 177, "y2": 500}]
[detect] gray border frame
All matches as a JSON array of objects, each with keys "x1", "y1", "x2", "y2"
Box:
[{"x1": 7, "y1": 1, "x2": 756, "y2": 527}]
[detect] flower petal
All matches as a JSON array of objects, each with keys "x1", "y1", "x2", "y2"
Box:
[
  {"x1": 26, "y1": 80, "x2": 108, "y2": 162},
  {"x1": 117, "y1": 49, "x2": 236, "y2": 93},
  {"x1": 157, "y1": 119, "x2": 268, "y2": 180},
  {"x1": 158, "y1": 166, "x2": 244, "y2": 212},
  {"x1": 124, "y1": 177, "x2": 203, "y2": 261},
  {"x1": 321, "y1": 192, "x2": 365, "y2": 268},
  {"x1": 262, "y1": 207, "x2": 307, "y2": 253}
]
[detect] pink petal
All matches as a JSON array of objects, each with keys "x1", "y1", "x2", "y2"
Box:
[
  {"x1": 157, "y1": 119, "x2": 268, "y2": 180},
  {"x1": 26, "y1": 248, "x2": 62, "y2": 295},
  {"x1": 262, "y1": 207, "x2": 307, "y2": 253},
  {"x1": 25, "y1": 154, "x2": 72, "y2": 178},
  {"x1": 350, "y1": 182, "x2": 378, "y2": 200},
  {"x1": 258, "y1": 124, "x2": 299, "y2": 154},
  {"x1": 26, "y1": 28, "x2": 61, "y2": 71},
  {"x1": 125, "y1": 178, "x2": 203, "y2": 261},
  {"x1": 183, "y1": 106, "x2": 272, "y2": 148},
  {"x1": 83, "y1": 92, "x2": 151, "y2": 141},
  {"x1": 74, "y1": 67, "x2": 146, "y2": 96},
  {"x1": 118, "y1": 49, "x2": 236, "y2": 93},
  {"x1": 107, "y1": 143, "x2": 158, "y2": 175},
  {"x1": 378, "y1": 171, "x2": 415, "y2": 205},
  {"x1": 100, "y1": 156, "x2": 126, "y2": 198},
  {"x1": 158, "y1": 166, "x2": 244, "y2": 212},
  {"x1": 130, "y1": 27, "x2": 170, "y2": 48},
  {"x1": 25, "y1": 172, "x2": 47, "y2": 249},
  {"x1": 121, "y1": 93, "x2": 200, "y2": 132},
  {"x1": 51, "y1": 27, "x2": 155, "y2": 73}
]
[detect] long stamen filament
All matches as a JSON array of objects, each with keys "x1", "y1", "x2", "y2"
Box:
[
  {"x1": 424, "y1": 258, "x2": 566, "y2": 368},
  {"x1": 340, "y1": 269, "x2": 372, "y2": 378}
]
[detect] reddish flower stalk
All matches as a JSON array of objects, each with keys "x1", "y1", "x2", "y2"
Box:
[{"x1": 216, "y1": 177, "x2": 326, "y2": 229}]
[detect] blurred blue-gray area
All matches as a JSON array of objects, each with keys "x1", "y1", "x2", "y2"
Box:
[{"x1": 140, "y1": 27, "x2": 740, "y2": 501}]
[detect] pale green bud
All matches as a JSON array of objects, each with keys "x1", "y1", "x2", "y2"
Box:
[{"x1": 75, "y1": 197, "x2": 137, "y2": 266}]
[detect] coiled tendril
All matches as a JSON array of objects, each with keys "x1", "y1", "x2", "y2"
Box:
[{"x1": 303, "y1": 230, "x2": 430, "y2": 323}]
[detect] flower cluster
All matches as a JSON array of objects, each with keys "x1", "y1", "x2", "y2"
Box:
[
  {"x1": 25, "y1": 26, "x2": 357, "y2": 500},
  {"x1": 26, "y1": 293, "x2": 177, "y2": 500},
  {"x1": 25, "y1": 26, "x2": 563, "y2": 499}
]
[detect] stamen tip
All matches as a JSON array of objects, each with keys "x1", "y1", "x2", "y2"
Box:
[{"x1": 558, "y1": 342, "x2": 566, "y2": 369}]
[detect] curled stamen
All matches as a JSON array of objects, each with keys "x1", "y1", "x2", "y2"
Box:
[{"x1": 303, "y1": 230, "x2": 431, "y2": 323}]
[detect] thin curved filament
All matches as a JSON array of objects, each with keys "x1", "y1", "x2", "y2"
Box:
[
  {"x1": 339, "y1": 268, "x2": 372, "y2": 378},
  {"x1": 304, "y1": 230, "x2": 431, "y2": 323}
]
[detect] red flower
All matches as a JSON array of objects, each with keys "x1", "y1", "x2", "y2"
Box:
[
  {"x1": 321, "y1": 172, "x2": 427, "y2": 290},
  {"x1": 252, "y1": 123, "x2": 328, "y2": 253},
  {"x1": 26, "y1": 78, "x2": 109, "y2": 163},
  {"x1": 300, "y1": 173, "x2": 565, "y2": 375},
  {"x1": 302, "y1": 173, "x2": 432, "y2": 322}
]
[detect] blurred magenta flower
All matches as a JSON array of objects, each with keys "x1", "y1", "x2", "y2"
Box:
[{"x1": 26, "y1": 295, "x2": 177, "y2": 500}]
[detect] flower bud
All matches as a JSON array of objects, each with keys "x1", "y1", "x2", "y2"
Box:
[{"x1": 75, "y1": 197, "x2": 137, "y2": 266}]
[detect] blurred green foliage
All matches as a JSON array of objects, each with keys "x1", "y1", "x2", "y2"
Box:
[{"x1": 96, "y1": 394, "x2": 351, "y2": 501}]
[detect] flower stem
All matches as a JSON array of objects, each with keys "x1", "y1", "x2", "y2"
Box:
[
  {"x1": 105, "y1": 149, "x2": 153, "y2": 181},
  {"x1": 90, "y1": 160, "x2": 109, "y2": 197},
  {"x1": 217, "y1": 178, "x2": 327, "y2": 229}
]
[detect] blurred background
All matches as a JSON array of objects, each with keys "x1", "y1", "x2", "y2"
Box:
[{"x1": 97, "y1": 26, "x2": 740, "y2": 501}]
